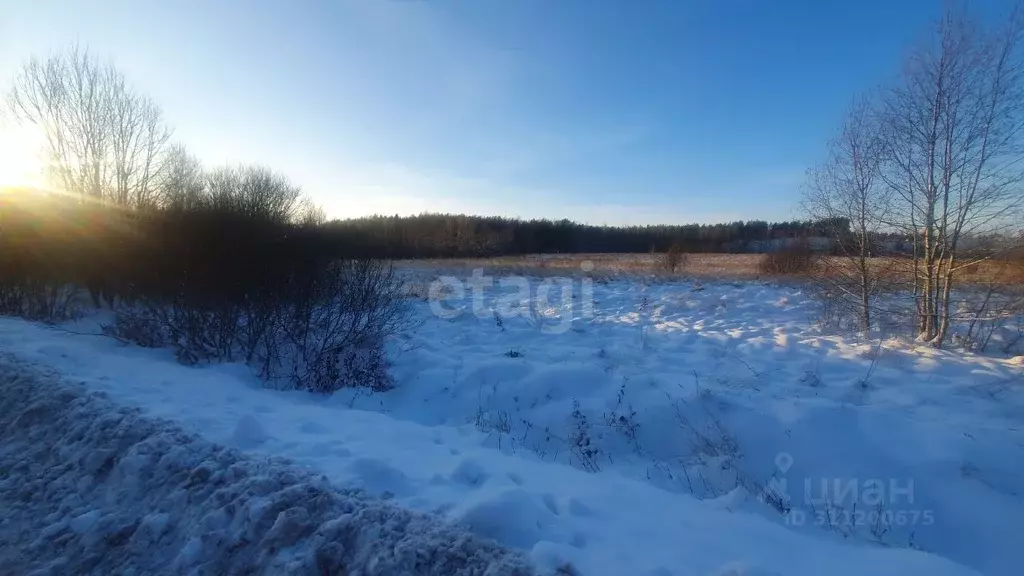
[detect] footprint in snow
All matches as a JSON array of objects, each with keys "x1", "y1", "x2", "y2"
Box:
[
  {"x1": 347, "y1": 457, "x2": 412, "y2": 496},
  {"x1": 567, "y1": 498, "x2": 594, "y2": 517},
  {"x1": 298, "y1": 421, "x2": 328, "y2": 435},
  {"x1": 232, "y1": 414, "x2": 270, "y2": 449},
  {"x1": 451, "y1": 458, "x2": 489, "y2": 487},
  {"x1": 541, "y1": 493, "x2": 559, "y2": 515}
]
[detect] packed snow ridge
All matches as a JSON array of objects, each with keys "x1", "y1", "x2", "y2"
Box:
[
  {"x1": 0, "y1": 357, "x2": 534, "y2": 575},
  {"x1": 1, "y1": 276, "x2": 1021, "y2": 575}
]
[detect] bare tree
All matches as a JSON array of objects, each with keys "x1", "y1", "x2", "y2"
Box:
[
  {"x1": 7, "y1": 47, "x2": 107, "y2": 197},
  {"x1": 295, "y1": 196, "x2": 327, "y2": 227},
  {"x1": 108, "y1": 76, "x2": 172, "y2": 209},
  {"x1": 805, "y1": 97, "x2": 891, "y2": 333},
  {"x1": 158, "y1": 144, "x2": 207, "y2": 211},
  {"x1": 6, "y1": 46, "x2": 171, "y2": 206},
  {"x1": 205, "y1": 165, "x2": 302, "y2": 223},
  {"x1": 880, "y1": 2, "x2": 1024, "y2": 347}
]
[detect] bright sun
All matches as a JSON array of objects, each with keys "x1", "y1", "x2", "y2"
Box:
[{"x1": 0, "y1": 124, "x2": 45, "y2": 190}]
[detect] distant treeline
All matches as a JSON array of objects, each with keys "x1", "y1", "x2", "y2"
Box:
[{"x1": 323, "y1": 213, "x2": 886, "y2": 258}]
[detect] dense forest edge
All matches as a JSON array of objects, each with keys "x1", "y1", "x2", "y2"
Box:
[{"x1": 322, "y1": 213, "x2": 863, "y2": 258}]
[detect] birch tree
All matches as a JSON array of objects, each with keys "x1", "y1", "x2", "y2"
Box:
[
  {"x1": 804, "y1": 97, "x2": 890, "y2": 333},
  {"x1": 880, "y1": 2, "x2": 1024, "y2": 347}
]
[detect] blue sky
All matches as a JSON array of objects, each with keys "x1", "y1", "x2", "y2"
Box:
[{"x1": 0, "y1": 0, "x2": 985, "y2": 224}]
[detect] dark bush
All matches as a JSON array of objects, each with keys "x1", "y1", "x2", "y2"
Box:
[
  {"x1": 111, "y1": 209, "x2": 409, "y2": 392},
  {"x1": 758, "y1": 243, "x2": 818, "y2": 276},
  {"x1": 0, "y1": 191, "x2": 109, "y2": 321},
  {"x1": 1, "y1": 185, "x2": 409, "y2": 395},
  {"x1": 105, "y1": 307, "x2": 166, "y2": 348},
  {"x1": 249, "y1": 258, "x2": 409, "y2": 392},
  {"x1": 661, "y1": 244, "x2": 688, "y2": 273}
]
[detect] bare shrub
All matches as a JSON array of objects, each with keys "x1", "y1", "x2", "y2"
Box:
[
  {"x1": 998, "y1": 247, "x2": 1024, "y2": 285},
  {"x1": 1, "y1": 176, "x2": 407, "y2": 394},
  {"x1": 960, "y1": 261, "x2": 981, "y2": 278},
  {"x1": 957, "y1": 300, "x2": 1024, "y2": 354},
  {"x1": 260, "y1": 259, "x2": 409, "y2": 394},
  {"x1": 0, "y1": 278, "x2": 78, "y2": 322},
  {"x1": 660, "y1": 244, "x2": 688, "y2": 273},
  {"x1": 954, "y1": 257, "x2": 1024, "y2": 354},
  {"x1": 104, "y1": 306, "x2": 165, "y2": 348},
  {"x1": 116, "y1": 208, "x2": 410, "y2": 393},
  {"x1": 0, "y1": 191, "x2": 95, "y2": 322},
  {"x1": 21, "y1": 284, "x2": 79, "y2": 322},
  {"x1": 757, "y1": 244, "x2": 818, "y2": 276},
  {"x1": 164, "y1": 302, "x2": 243, "y2": 365},
  {"x1": 568, "y1": 399, "x2": 600, "y2": 473}
]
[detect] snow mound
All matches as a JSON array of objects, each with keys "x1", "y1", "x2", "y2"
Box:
[
  {"x1": 0, "y1": 356, "x2": 535, "y2": 576},
  {"x1": 232, "y1": 413, "x2": 271, "y2": 448}
]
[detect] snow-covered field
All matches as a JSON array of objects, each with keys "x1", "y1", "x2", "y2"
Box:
[{"x1": 1, "y1": 271, "x2": 1021, "y2": 576}]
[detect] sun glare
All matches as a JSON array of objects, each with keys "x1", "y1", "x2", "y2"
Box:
[{"x1": 0, "y1": 124, "x2": 45, "y2": 191}]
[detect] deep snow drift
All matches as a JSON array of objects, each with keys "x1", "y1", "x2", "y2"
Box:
[
  {"x1": 0, "y1": 356, "x2": 535, "y2": 575},
  {"x1": 1, "y1": 275, "x2": 1020, "y2": 575}
]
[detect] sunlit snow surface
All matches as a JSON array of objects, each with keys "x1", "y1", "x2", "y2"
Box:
[{"x1": 2, "y1": 274, "x2": 1021, "y2": 576}]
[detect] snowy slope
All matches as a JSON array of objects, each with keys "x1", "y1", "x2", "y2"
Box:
[
  {"x1": 0, "y1": 357, "x2": 534, "y2": 575},
  {"x1": 2, "y1": 276, "x2": 1020, "y2": 575}
]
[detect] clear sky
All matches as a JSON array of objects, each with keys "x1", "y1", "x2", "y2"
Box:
[{"x1": 0, "y1": 0, "x2": 1001, "y2": 224}]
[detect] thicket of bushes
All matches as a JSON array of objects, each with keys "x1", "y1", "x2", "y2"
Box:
[
  {"x1": 0, "y1": 187, "x2": 408, "y2": 394},
  {"x1": 757, "y1": 244, "x2": 818, "y2": 276},
  {"x1": 660, "y1": 244, "x2": 688, "y2": 273}
]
